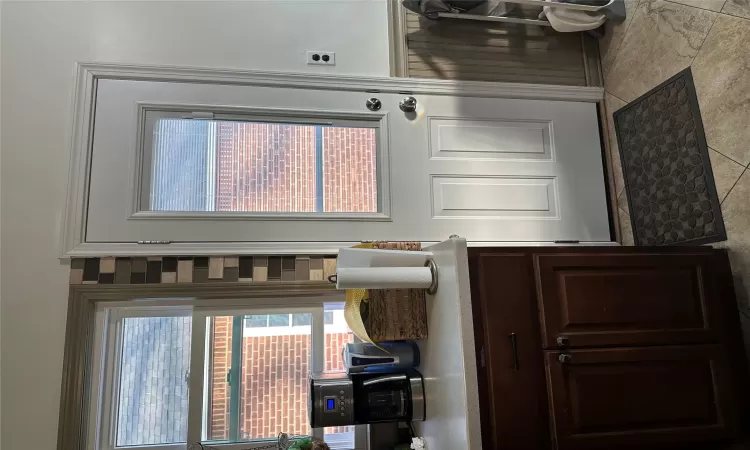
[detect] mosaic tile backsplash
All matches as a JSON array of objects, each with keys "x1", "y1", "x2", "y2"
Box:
[{"x1": 69, "y1": 255, "x2": 338, "y2": 285}]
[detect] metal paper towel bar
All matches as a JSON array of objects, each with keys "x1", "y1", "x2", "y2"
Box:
[{"x1": 327, "y1": 258, "x2": 439, "y2": 295}]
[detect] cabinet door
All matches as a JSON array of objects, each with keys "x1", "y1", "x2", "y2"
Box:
[
  {"x1": 535, "y1": 253, "x2": 722, "y2": 348},
  {"x1": 546, "y1": 346, "x2": 736, "y2": 450},
  {"x1": 470, "y1": 252, "x2": 550, "y2": 450}
]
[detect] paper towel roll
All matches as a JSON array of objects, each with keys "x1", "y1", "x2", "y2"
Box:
[{"x1": 336, "y1": 267, "x2": 433, "y2": 290}]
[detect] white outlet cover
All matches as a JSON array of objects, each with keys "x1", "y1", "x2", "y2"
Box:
[{"x1": 306, "y1": 51, "x2": 336, "y2": 66}]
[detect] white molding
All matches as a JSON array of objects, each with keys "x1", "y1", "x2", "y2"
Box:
[
  {"x1": 60, "y1": 62, "x2": 605, "y2": 258},
  {"x1": 64, "y1": 240, "x2": 617, "y2": 258},
  {"x1": 61, "y1": 63, "x2": 98, "y2": 257},
  {"x1": 387, "y1": 0, "x2": 409, "y2": 78}
]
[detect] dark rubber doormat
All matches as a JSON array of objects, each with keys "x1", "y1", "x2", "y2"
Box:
[{"x1": 614, "y1": 68, "x2": 726, "y2": 246}]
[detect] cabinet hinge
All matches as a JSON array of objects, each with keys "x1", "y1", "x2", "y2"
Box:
[{"x1": 137, "y1": 240, "x2": 172, "y2": 245}]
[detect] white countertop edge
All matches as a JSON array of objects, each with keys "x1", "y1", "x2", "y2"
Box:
[
  {"x1": 454, "y1": 240, "x2": 483, "y2": 449},
  {"x1": 415, "y1": 238, "x2": 482, "y2": 450}
]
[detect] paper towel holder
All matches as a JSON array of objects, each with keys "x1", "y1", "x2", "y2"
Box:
[{"x1": 327, "y1": 259, "x2": 439, "y2": 295}]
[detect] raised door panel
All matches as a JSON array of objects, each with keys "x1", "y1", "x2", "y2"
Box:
[
  {"x1": 470, "y1": 252, "x2": 550, "y2": 450},
  {"x1": 546, "y1": 346, "x2": 736, "y2": 450},
  {"x1": 416, "y1": 96, "x2": 610, "y2": 243},
  {"x1": 535, "y1": 253, "x2": 722, "y2": 348}
]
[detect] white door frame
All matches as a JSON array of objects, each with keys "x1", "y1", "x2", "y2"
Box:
[{"x1": 61, "y1": 62, "x2": 604, "y2": 258}]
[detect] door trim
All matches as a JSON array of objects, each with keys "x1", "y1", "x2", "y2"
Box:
[
  {"x1": 387, "y1": 0, "x2": 409, "y2": 78},
  {"x1": 61, "y1": 62, "x2": 605, "y2": 257}
]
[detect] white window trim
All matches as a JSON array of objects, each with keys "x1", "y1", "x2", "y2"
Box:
[
  {"x1": 243, "y1": 309, "x2": 349, "y2": 337},
  {"x1": 60, "y1": 62, "x2": 603, "y2": 258},
  {"x1": 88, "y1": 295, "x2": 365, "y2": 450},
  {"x1": 133, "y1": 106, "x2": 388, "y2": 222},
  {"x1": 90, "y1": 306, "x2": 192, "y2": 450}
]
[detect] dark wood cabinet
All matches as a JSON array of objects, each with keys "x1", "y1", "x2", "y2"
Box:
[
  {"x1": 469, "y1": 247, "x2": 748, "y2": 450},
  {"x1": 469, "y1": 252, "x2": 549, "y2": 450},
  {"x1": 546, "y1": 345, "x2": 735, "y2": 450},
  {"x1": 535, "y1": 253, "x2": 723, "y2": 348}
]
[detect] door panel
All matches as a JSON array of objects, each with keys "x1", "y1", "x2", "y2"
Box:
[
  {"x1": 546, "y1": 346, "x2": 736, "y2": 450},
  {"x1": 470, "y1": 253, "x2": 550, "y2": 450},
  {"x1": 535, "y1": 253, "x2": 722, "y2": 348},
  {"x1": 414, "y1": 94, "x2": 610, "y2": 242}
]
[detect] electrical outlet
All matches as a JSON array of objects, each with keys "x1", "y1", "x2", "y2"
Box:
[{"x1": 307, "y1": 51, "x2": 336, "y2": 66}]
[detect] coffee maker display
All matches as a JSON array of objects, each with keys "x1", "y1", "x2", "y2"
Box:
[{"x1": 309, "y1": 369, "x2": 425, "y2": 428}]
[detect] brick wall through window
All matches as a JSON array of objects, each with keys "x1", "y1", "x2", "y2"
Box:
[{"x1": 209, "y1": 316, "x2": 354, "y2": 440}]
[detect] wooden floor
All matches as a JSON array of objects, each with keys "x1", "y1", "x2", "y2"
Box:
[{"x1": 404, "y1": 8, "x2": 596, "y2": 86}]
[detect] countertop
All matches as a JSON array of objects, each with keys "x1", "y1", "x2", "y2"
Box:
[{"x1": 413, "y1": 237, "x2": 482, "y2": 450}]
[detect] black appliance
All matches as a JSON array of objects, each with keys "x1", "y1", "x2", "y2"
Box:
[{"x1": 309, "y1": 370, "x2": 425, "y2": 428}]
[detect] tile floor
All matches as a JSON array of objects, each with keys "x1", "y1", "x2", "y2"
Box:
[{"x1": 599, "y1": 0, "x2": 750, "y2": 351}]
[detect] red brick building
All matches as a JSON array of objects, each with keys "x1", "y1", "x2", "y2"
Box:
[{"x1": 208, "y1": 316, "x2": 354, "y2": 440}]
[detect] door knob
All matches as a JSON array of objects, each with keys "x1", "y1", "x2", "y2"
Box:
[
  {"x1": 556, "y1": 336, "x2": 569, "y2": 347},
  {"x1": 558, "y1": 354, "x2": 572, "y2": 364},
  {"x1": 365, "y1": 98, "x2": 382, "y2": 111},
  {"x1": 399, "y1": 96, "x2": 417, "y2": 113}
]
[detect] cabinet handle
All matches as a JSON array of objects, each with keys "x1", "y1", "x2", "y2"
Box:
[
  {"x1": 510, "y1": 333, "x2": 519, "y2": 372},
  {"x1": 556, "y1": 335, "x2": 569, "y2": 347},
  {"x1": 558, "y1": 354, "x2": 572, "y2": 364}
]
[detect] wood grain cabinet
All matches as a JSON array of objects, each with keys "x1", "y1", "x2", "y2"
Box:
[
  {"x1": 546, "y1": 345, "x2": 735, "y2": 450},
  {"x1": 535, "y1": 253, "x2": 723, "y2": 349},
  {"x1": 469, "y1": 247, "x2": 748, "y2": 450}
]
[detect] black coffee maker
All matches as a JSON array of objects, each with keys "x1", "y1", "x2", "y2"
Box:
[{"x1": 309, "y1": 370, "x2": 425, "y2": 428}]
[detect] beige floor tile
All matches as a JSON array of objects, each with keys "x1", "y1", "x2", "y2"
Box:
[
  {"x1": 669, "y1": 0, "x2": 727, "y2": 11},
  {"x1": 692, "y1": 14, "x2": 750, "y2": 165},
  {"x1": 617, "y1": 189, "x2": 630, "y2": 215},
  {"x1": 707, "y1": 148, "x2": 745, "y2": 202},
  {"x1": 722, "y1": 0, "x2": 750, "y2": 17},
  {"x1": 618, "y1": 208, "x2": 636, "y2": 245},
  {"x1": 599, "y1": 0, "x2": 641, "y2": 76},
  {"x1": 604, "y1": 0, "x2": 717, "y2": 102},
  {"x1": 605, "y1": 93, "x2": 628, "y2": 197},
  {"x1": 718, "y1": 171, "x2": 750, "y2": 309}
]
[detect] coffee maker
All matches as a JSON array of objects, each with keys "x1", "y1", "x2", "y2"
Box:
[{"x1": 309, "y1": 370, "x2": 425, "y2": 428}]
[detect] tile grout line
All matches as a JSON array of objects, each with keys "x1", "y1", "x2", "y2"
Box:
[
  {"x1": 603, "y1": 0, "x2": 643, "y2": 82},
  {"x1": 709, "y1": 145, "x2": 747, "y2": 167},
  {"x1": 608, "y1": 91, "x2": 629, "y2": 105},
  {"x1": 715, "y1": 8, "x2": 750, "y2": 21},
  {"x1": 690, "y1": 10, "x2": 720, "y2": 67},
  {"x1": 720, "y1": 167, "x2": 747, "y2": 205},
  {"x1": 663, "y1": 0, "x2": 726, "y2": 14}
]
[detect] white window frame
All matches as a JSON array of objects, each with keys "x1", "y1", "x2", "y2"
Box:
[
  {"x1": 87, "y1": 296, "x2": 366, "y2": 450},
  {"x1": 135, "y1": 107, "x2": 386, "y2": 221},
  {"x1": 243, "y1": 308, "x2": 349, "y2": 337}
]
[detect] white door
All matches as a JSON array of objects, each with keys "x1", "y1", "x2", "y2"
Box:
[
  {"x1": 386, "y1": 92, "x2": 610, "y2": 242},
  {"x1": 86, "y1": 79, "x2": 609, "y2": 245}
]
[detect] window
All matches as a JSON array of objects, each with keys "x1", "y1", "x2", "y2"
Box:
[
  {"x1": 243, "y1": 312, "x2": 343, "y2": 331},
  {"x1": 145, "y1": 118, "x2": 378, "y2": 214},
  {"x1": 90, "y1": 297, "x2": 362, "y2": 450}
]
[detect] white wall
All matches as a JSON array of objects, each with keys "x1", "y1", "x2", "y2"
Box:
[{"x1": 0, "y1": 2, "x2": 389, "y2": 449}]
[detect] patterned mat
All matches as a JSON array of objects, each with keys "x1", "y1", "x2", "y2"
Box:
[{"x1": 614, "y1": 68, "x2": 726, "y2": 246}]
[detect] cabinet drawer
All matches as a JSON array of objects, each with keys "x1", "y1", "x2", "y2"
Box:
[
  {"x1": 545, "y1": 345, "x2": 736, "y2": 450},
  {"x1": 535, "y1": 253, "x2": 722, "y2": 348}
]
